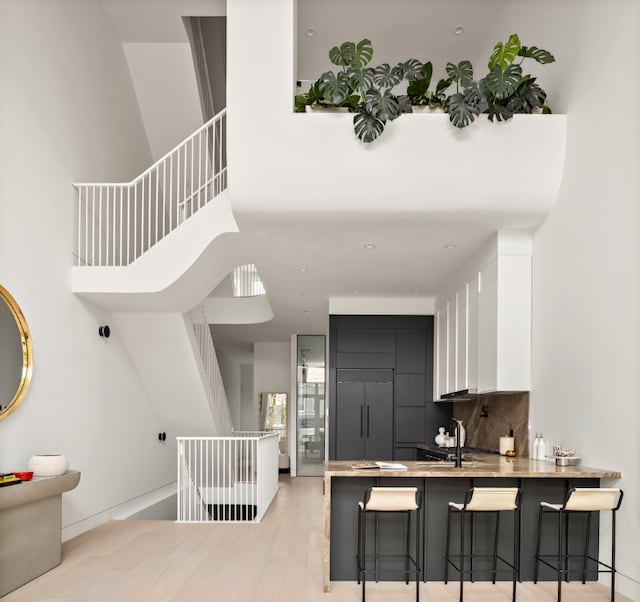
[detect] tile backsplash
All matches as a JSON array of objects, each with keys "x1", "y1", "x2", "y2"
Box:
[{"x1": 452, "y1": 392, "x2": 529, "y2": 457}]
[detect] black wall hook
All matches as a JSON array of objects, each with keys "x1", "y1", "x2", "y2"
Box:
[
  {"x1": 158, "y1": 432, "x2": 167, "y2": 442},
  {"x1": 98, "y1": 325, "x2": 111, "y2": 338}
]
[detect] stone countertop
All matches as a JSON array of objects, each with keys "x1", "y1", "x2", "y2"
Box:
[{"x1": 324, "y1": 457, "x2": 622, "y2": 479}]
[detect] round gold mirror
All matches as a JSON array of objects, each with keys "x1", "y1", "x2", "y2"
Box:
[{"x1": 0, "y1": 285, "x2": 33, "y2": 419}]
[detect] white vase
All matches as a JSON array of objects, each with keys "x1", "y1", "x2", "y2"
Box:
[
  {"x1": 435, "y1": 427, "x2": 446, "y2": 447},
  {"x1": 28, "y1": 454, "x2": 69, "y2": 477}
]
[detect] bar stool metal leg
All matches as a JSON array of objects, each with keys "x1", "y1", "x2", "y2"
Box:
[
  {"x1": 582, "y1": 511, "x2": 591, "y2": 584},
  {"x1": 534, "y1": 504, "x2": 543, "y2": 583},
  {"x1": 459, "y1": 508, "x2": 465, "y2": 602},
  {"x1": 557, "y1": 509, "x2": 564, "y2": 602},
  {"x1": 492, "y1": 511, "x2": 500, "y2": 584},
  {"x1": 444, "y1": 506, "x2": 452, "y2": 584}
]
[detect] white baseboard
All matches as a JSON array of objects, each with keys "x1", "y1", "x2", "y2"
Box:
[{"x1": 62, "y1": 482, "x2": 176, "y2": 542}]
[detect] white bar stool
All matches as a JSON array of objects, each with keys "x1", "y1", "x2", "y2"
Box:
[
  {"x1": 445, "y1": 487, "x2": 521, "y2": 602},
  {"x1": 356, "y1": 486, "x2": 422, "y2": 602},
  {"x1": 534, "y1": 487, "x2": 623, "y2": 602}
]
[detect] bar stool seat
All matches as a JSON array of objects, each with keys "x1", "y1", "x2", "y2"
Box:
[
  {"x1": 445, "y1": 487, "x2": 521, "y2": 602},
  {"x1": 357, "y1": 486, "x2": 422, "y2": 602},
  {"x1": 534, "y1": 487, "x2": 623, "y2": 602}
]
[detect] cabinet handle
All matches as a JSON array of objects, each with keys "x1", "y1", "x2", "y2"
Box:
[
  {"x1": 366, "y1": 406, "x2": 370, "y2": 437},
  {"x1": 360, "y1": 405, "x2": 363, "y2": 437}
]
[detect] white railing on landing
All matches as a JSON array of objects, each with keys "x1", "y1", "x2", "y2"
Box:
[
  {"x1": 177, "y1": 433, "x2": 279, "y2": 523},
  {"x1": 73, "y1": 109, "x2": 227, "y2": 267},
  {"x1": 186, "y1": 303, "x2": 233, "y2": 435}
]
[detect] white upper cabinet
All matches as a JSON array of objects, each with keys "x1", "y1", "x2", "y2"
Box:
[
  {"x1": 477, "y1": 255, "x2": 532, "y2": 393},
  {"x1": 435, "y1": 237, "x2": 531, "y2": 399}
]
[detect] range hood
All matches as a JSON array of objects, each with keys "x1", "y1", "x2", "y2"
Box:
[{"x1": 439, "y1": 389, "x2": 475, "y2": 401}]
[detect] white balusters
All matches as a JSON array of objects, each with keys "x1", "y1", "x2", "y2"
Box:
[
  {"x1": 73, "y1": 109, "x2": 227, "y2": 267},
  {"x1": 177, "y1": 433, "x2": 279, "y2": 523}
]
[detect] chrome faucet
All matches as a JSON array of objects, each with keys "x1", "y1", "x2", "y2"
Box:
[{"x1": 450, "y1": 418, "x2": 463, "y2": 468}]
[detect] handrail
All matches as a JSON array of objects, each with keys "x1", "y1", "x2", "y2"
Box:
[
  {"x1": 186, "y1": 303, "x2": 234, "y2": 435},
  {"x1": 73, "y1": 109, "x2": 227, "y2": 267},
  {"x1": 74, "y1": 111, "x2": 225, "y2": 187}
]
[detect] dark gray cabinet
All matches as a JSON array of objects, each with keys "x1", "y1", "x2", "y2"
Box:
[
  {"x1": 335, "y1": 379, "x2": 393, "y2": 460},
  {"x1": 329, "y1": 315, "x2": 451, "y2": 461}
]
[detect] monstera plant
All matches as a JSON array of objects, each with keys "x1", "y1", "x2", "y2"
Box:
[
  {"x1": 296, "y1": 34, "x2": 556, "y2": 141},
  {"x1": 446, "y1": 34, "x2": 555, "y2": 129},
  {"x1": 295, "y1": 39, "x2": 433, "y2": 143}
]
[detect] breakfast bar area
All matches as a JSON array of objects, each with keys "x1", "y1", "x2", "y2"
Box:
[{"x1": 323, "y1": 457, "x2": 621, "y2": 592}]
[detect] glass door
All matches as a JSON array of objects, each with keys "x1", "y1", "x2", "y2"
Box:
[{"x1": 296, "y1": 335, "x2": 325, "y2": 476}]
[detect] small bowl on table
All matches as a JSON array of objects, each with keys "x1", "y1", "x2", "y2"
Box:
[
  {"x1": 554, "y1": 456, "x2": 580, "y2": 467},
  {"x1": 13, "y1": 471, "x2": 34, "y2": 481}
]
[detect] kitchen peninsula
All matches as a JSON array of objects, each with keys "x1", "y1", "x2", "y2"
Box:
[{"x1": 323, "y1": 457, "x2": 621, "y2": 592}]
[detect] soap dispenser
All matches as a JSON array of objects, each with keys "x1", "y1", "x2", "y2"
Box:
[{"x1": 537, "y1": 433, "x2": 547, "y2": 460}]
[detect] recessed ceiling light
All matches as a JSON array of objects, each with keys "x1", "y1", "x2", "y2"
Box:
[
  {"x1": 303, "y1": 310, "x2": 311, "y2": 315},
  {"x1": 453, "y1": 25, "x2": 464, "y2": 36},
  {"x1": 444, "y1": 243, "x2": 457, "y2": 249},
  {"x1": 363, "y1": 243, "x2": 376, "y2": 249},
  {"x1": 300, "y1": 291, "x2": 311, "y2": 296},
  {"x1": 306, "y1": 27, "x2": 316, "y2": 37},
  {"x1": 298, "y1": 267, "x2": 309, "y2": 272}
]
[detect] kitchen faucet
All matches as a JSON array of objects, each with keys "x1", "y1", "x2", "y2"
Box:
[{"x1": 450, "y1": 418, "x2": 463, "y2": 468}]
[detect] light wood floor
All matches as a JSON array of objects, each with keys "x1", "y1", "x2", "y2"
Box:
[{"x1": 4, "y1": 476, "x2": 629, "y2": 601}]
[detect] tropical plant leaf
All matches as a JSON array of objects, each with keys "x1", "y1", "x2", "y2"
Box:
[
  {"x1": 374, "y1": 63, "x2": 403, "y2": 88},
  {"x1": 506, "y1": 78, "x2": 547, "y2": 113},
  {"x1": 365, "y1": 88, "x2": 400, "y2": 121},
  {"x1": 294, "y1": 94, "x2": 309, "y2": 112},
  {"x1": 401, "y1": 58, "x2": 425, "y2": 81},
  {"x1": 330, "y1": 39, "x2": 373, "y2": 68},
  {"x1": 353, "y1": 108, "x2": 385, "y2": 143},
  {"x1": 477, "y1": 78, "x2": 508, "y2": 122},
  {"x1": 462, "y1": 81, "x2": 488, "y2": 114},
  {"x1": 485, "y1": 63, "x2": 522, "y2": 99},
  {"x1": 445, "y1": 61, "x2": 474, "y2": 88},
  {"x1": 319, "y1": 71, "x2": 350, "y2": 104},
  {"x1": 347, "y1": 66, "x2": 375, "y2": 94},
  {"x1": 354, "y1": 38, "x2": 374, "y2": 67},
  {"x1": 396, "y1": 94, "x2": 413, "y2": 115},
  {"x1": 407, "y1": 78, "x2": 429, "y2": 103},
  {"x1": 446, "y1": 91, "x2": 480, "y2": 129},
  {"x1": 488, "y1": 33, "x2": 521, "y2": 69},
  {"x1": 435, "y1": 77, "x2": 452, "y2": 95},
  {"x1": 406, "y1": 62, "x2": 433, "y2": 103},
  {"x1": 518, "y1": 46, "x2": 556, "y2": 64}
]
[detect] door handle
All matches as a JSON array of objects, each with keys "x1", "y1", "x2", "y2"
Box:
[
  {"x1": 360, "y1": 405, "x2": 363, "y2": 437},
  {"x1": 366, "y1": 406, "x2": 370, "y2": 437}
]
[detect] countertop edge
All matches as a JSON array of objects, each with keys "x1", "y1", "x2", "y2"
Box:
[{"x1": 324, "y1": 460, "x2": 621, "y2": 479}]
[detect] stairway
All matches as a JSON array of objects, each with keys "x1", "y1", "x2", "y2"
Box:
[{"x1": 71, "y1": 110, "x2": 243, "y2": 437}]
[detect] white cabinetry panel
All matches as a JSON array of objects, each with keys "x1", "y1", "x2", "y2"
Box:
[{"x1": 434, "y1": 255, "x2": 531, "y2": 399}]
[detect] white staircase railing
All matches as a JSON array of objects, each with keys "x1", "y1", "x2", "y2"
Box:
[
  {"x1": 177, "y1": 433, "x2": 279, "y2": 523},
  {"x1": 73, "y1": 109, "x2": 227, "y2": 267},
  {"x1": 186, "y1": 303, "x2": 233, "y2": 435}
]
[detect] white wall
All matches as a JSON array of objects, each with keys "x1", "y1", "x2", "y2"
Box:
[
  {"x1": 123, "y1": 42, "x2": 203, "y2": 161},
  {"x1": 253, "y1": 342, "x2": 291, "y2": 431},
  {"x1": 329, "y1": 296, "x2": 435, "y2": 316},
  {"x1": 0, "y1": 0, "x2": 174, "y2": 538},
  {"x1": 530, "y1": 2, "x2": 640, "y2": 599}
]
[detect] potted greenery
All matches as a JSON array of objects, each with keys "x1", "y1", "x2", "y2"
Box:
[
  {"x1": 446, "y1": 34, "x2": 555, "y2": 129},
  {"x1": 296, "y1": 34, "x2": 556, "y2": 141},
  {"x1": 406, "y1": 62, "x2": 452, "y2": 112},
  {"x1": 295, "y1": 39, "x2": 432, "y2": 143}
]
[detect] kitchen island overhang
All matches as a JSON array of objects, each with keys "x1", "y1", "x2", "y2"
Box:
[{"x1": 323, "y1": 458, "x2": 622, "y2": 592}]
